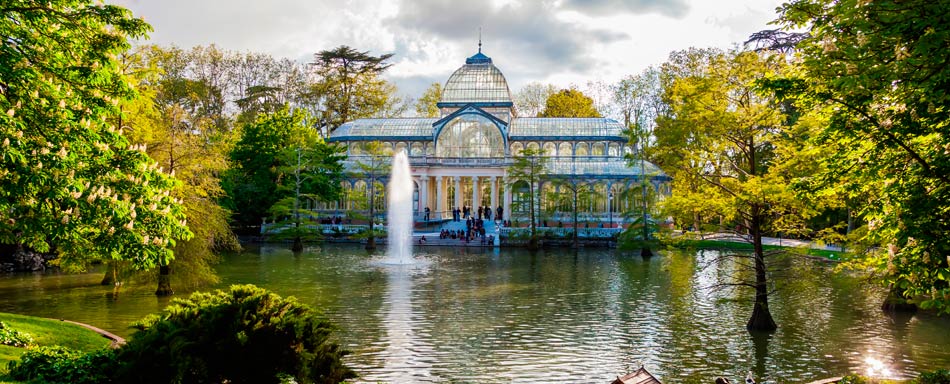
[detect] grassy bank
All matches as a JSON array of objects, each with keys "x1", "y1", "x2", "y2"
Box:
[
  {"x1": 0, "y1": 312, "x2": 112, "y2": 382},
  {"x1": 666, "y1": 238, "x2": 842, "y2": 260}
]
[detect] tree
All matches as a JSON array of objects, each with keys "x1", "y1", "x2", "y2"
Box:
[
  {"x1": 311, "y1": 46, "x2": 394, "y2": 134},
  {"x1": 352, "y1": 141, "x2": 392, "y2": 250},
  {"x1": 654, "y1": 48, "x2": 803, "y2": 331},
  {"x1": 117, "y1": 46, "x2": 239, "y2": 295},
  {"x1": 550, "y1": 177, "x2": 593, "y2": 249},
  {"x1": 268, "y1": 142, "x2": 345, "y2": 252},
  {"x1": 514, "y1": 82, "x2": 557, "y2": 117},
  {"x1": 415, "y1": 82, "x2": 442, "y2": 118},
  {"x1": 0, "y1": 1, "x2": 191, "y2": 271},
  {"x1": 225, "y1": 106, "x2": 319, "y2": 229},
  {"x1": 614, "y1": 67, "x2": 665, "y2": 256},
  {"x1": 508, "y1": 147, "x2": 548, "y2": 250},
  {"x1": 541, "y1": 88, "x2": 601, "y2": 118},
  {"x1": 773, "y1": 0, "x2": 950, "y2": 313}
]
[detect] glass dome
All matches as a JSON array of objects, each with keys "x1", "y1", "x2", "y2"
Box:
[
  {"x1": 440, "y1": 52, "x2": 513, "y2": 105},
  {"x1": 436, "y1": 114, "x2": 505, "y2": 157}
]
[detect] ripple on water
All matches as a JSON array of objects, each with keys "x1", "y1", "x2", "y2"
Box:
[{"x1": 2, "y1": 245, "x2": 950, "y2": 383}]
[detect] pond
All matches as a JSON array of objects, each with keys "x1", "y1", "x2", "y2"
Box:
[{"x1": 1, "y1": 244, "x2": 948, "y2": 383}]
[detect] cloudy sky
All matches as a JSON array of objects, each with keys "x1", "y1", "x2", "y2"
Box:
[{"x1": 110, "y1": 0, "x2": 785, "y2": 98}]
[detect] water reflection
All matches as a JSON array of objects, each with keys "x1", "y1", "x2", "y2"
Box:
[
  {"x1": 0, "y1": 245, "x2": 949, "y2": 383},
  {"x1": 365, "y1": 263, "x2": 433, "y2": 382}
]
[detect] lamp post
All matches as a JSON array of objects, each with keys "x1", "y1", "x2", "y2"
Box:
[{"x1": 608, "y1": 192, "x2": 613, "y2": 229}]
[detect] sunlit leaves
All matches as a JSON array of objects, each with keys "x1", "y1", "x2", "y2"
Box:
[{"x1": 0, "y1": 0, "x2": 191, "y2": 270}]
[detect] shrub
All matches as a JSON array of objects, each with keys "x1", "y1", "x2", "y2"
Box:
[
  {"x1": 6, "y1": 346, "x2": 116, "y2": 384},
  {"x1": 114, "y1": 284, "x2": 355, "y2": 384},
  {"x1": 0, "y1": 321, "x2": 34, "y2": 347},
  {"x1": 917, "y1": 369, "x2": 950, "y2": 384}
]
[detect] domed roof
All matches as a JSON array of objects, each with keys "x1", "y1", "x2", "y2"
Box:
[{"x1": 439, "y1": 51, "x2": 513, "y2": 105}]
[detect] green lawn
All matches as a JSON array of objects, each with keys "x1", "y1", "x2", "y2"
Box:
[
  {"x1": 668, "y1": 238, "x2": 842, "y2": 260},
  {"x1": 0, "y1": 312, "x2": 113, "y2": 382}
]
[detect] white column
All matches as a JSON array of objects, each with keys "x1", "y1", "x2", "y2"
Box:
[
  {"x1": 490, "y1": 176, "x2": 498, "y2": 217},
  {"x1": 435, "y1": 176, "x2": 443, "y2": 220},
  {"x1": 472, "y1": 176, "x2": 480, "y2": 211},
  {"x1": 503, "y1": 176, "x2": 512, "y2": 221},
  {"x1": 419, "y1": 177, "x2": 429, "y2": 216},
  {"x1": 454, "y1": 176, "x2": 461, "y2": 212}
]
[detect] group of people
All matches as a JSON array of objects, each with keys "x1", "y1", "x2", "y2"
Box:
[
  {"x1": 438, "y1": 226, "x2": 493, "y2": 245},
  {"x1": 319, "y1": 216, "x2": 347, "y2": 225},
  {"x1": 451, "y1": 205, "x2": 504, "y2": 222}
]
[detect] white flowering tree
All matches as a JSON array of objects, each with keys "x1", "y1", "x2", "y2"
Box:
[{"x1": 0, "y1": 1, "x2": 191, "y2": 271}]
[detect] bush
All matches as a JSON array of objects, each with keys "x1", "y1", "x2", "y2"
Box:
[
  {"x1": 6, "y1": 346, "x2": 116, "y2": 384},
  {"x1": 0, "y1": 321, "x2": 34, "y2": 347},
  {"x1": 114, "y1": 284, "x2": 355, "y2": 384},
  {"x1": 917, "y1": 369, "x2": 950, "y2": 384}
]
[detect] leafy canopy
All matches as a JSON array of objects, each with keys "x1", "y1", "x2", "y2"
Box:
[
  {"x1": 774, "y1": 0, "x2": 950, "y2": 312},
  {"x1": 541, "y1": 88, "x2": 601, "y2": 118},
  {"x1": 0, "y1": 0, "x2": 191, "y2": 270}
]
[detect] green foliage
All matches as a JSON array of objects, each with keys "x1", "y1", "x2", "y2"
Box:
[
  {"x1": 540, "y1": 88, "x2": 601, "y2": 118},
  {"x1": 0, "y1": 0, "x2": 191, "y2": 270},
  {"x1": 266, "y1": 141, "x2": 346, "y2": 248},
  {"x1": 225, "y1": 106, "x2": 324, "y2": 227},
  {"x1": 115, "y1": 285, "x2": 355, "y2": 384},
  {"x1": 775, "y1": 0, "x2": 950, "y2": 312},
  {"x1": 118, "y1": 45, "x2": 240, "y2": 290},
  {"x1": 351, "y1": 141, "x2": 392, "y2": 249},
  {"x1": 7, "y1": 346, "x2": 117, "y2": 384},
  {"x1": 917, "y1": 369, "x2": 950, "y2": 384},
  {"x1": 0, "y1": 322, "x2": 33, "y2": 348},
  {"x1": 507, "y1": 147, "x2": 548, "y2": 248},
  {"x1": 415, "y1": 82, "x2": 442, "y2": 118},
  {"x1": 312, "y1": 46, "x2": 397, "y2": 132}
]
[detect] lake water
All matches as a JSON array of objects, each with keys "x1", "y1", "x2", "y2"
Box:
[{"x1": 1, "y1": 244, "x2": 948, "y2": 383}]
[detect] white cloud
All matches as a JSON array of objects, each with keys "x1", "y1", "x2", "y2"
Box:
[{"x1": 109, "y1": 0, "x2": 784, "y2": 98}]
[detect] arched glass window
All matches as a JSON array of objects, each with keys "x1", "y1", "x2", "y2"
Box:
[
  {"x1": 436, "y1": 114, "x2": 505, "y2": 157},
  {"x1": 592, "y1": 142, "x2": 605, "y2": 156},
  {"x1": 558, "y1": 142, "x2": 572, "y2": 156},
  {"x1": 543, "y1": 142, "x2": 556, "y2": 157},
  {"x1": 526, "y1": 142, "x2": 540, "y2": 153},
  {"x1": 575, "y1": 142, "x2": 589, "y2": 156},
  {"x1": 608, "y1": 143, "x2": 620, "y2": 156},
  {"x1": 350, "y1": 142, "x2": 364, "y2": 156},
  {"x1": 512, "y1": 180, "x2": 531, "y2": 214},
  {"x1": 511, "y1": 142, "x2": 524, "y2": 156},
  {"x1": 410, "y1": 142, "x2": 423, "y2": 156},
  {"x1": 395, "y1": 142, "x2": 408, "y2": 155}
]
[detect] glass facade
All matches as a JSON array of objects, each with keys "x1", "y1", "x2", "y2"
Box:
[
  {"x1": 435, "y1": 114, "x2": 505, "y2": 158},
  {"x1": 509, "y1": 118, "x2": 624, "y2": 138},
  {"x1": 316, "y1": 48, "x2": 672, "y2": 223},
  {"x1": 334, "y1": 118, "x2": 436, "y2": 139},
  {"x1": 440, "y1": 64, "x2": 512, "y2": 105}
]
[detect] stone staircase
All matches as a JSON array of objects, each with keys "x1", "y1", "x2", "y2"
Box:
[{"x1": 414, "y1": 217, "x2": 500, "y2": 247}]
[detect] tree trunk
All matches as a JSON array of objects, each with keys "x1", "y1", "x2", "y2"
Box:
[
  {"x1": 572, "y1": 188, "x2": 579, "y2": 249},
  {"x1": 366, "y1": 180, "x2": 377, "y2": 251},
  {"x1": 155, "y1": 264, "x2": 173, "y2": 296},
  {"x1": 100, "y1": 262, "x2": 117, "y2": 286},
  {"x1": 747, "y1": 212, "x2": 777, "y2": 331},
  {"x1": 292, "y1": 236, "x2": 303, "y2": 253},
  {"x1": 881, "y1": 285, "x2": 917, "y2": 313},
  {"x1": 528, "y1": 182, "x2": 539, "y2": 250}
]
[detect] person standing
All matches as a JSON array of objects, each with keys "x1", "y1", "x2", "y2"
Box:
[
  {"x1": 496, "y1": 206, "x2": 503, "y2": 222},
  {"x1": 424, "y1": 206, "x2": 430, "y2": 221}
]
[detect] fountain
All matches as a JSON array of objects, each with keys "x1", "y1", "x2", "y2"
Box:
[{"x1": 386, "y1": 150, "x2": 414, "y2": 264}]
